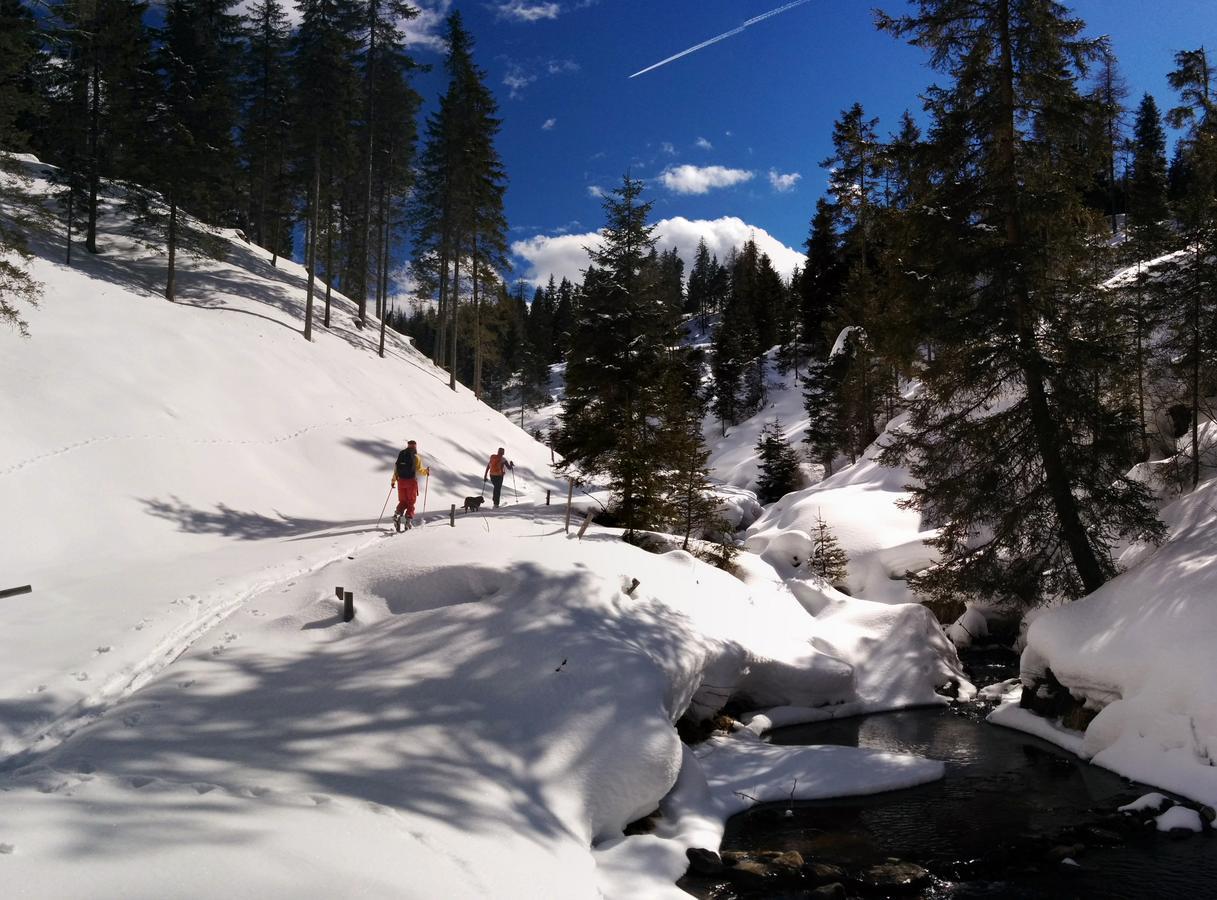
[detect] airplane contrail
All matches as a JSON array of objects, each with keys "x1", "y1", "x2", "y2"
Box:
[{"x1": 629, "y1": 0, "x2": 815, "y2": 79}]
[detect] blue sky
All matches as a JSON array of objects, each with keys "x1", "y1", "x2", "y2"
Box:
[{"x1": 399, "y1": 0, "x2": 1215, "y2": 287}]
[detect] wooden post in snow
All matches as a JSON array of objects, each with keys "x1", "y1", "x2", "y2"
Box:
[
  {"x1": 564, "y1": 480, "x2": 574, "y2": 533},
  {"x1": 343, "y1": 591, "x2": 354, "y2": 623}
]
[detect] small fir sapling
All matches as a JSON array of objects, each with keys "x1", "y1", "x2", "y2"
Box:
[{"x1": 809, "y1": 512, "x2": 849, "y2": 586}]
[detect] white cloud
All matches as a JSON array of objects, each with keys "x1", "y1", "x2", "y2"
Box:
[
  {"x1": 658, "y1": 164, "x2": 753, "y2": 195},
  {"x1": 695, "y1": 136, "x2": 713, "y2": 150},
  {"x1": 511, "y1": 216, "x2": 803, "y2": 286},
  {"x1": 400, "y1": 0, "x2": 452, "y2": 51},
  {"x1": 767, "y1": 169, "x2": 802, "y2": 193},
  {"x1": 501, "y1": 56, "x2": 577, "y2": 99},
  {"x1": 503, "y1": 63, "x2": 537, "y2": 98},
  {"x1": 541, "y1": 117, "x2": 557, "y2": 130},
  {"x1": 587, "y1": 185, "x2": 606, "y2": 198},
  {"x1": 495, "y1": 1, "x2": 561, "y2": 22},
  {"x1": 660, "y1": 141, "x2": 676, "y2": 155}
]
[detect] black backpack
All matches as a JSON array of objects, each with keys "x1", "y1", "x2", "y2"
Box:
[{"x1": 395, "y1": 447, "x2": 418, "y2": 480}]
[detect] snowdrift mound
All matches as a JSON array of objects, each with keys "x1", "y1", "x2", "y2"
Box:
[
  {"x1": 744, "y1": 411, "x2": 938, "y2": 605},
  {"x1": 0, "y1": 154, "x2": 564, "y2": 758},
  {"x1": 1003, "y1": 473, "x2": 1217, "y2": 807},
  {"x1": 0, "y1": 511, "x2": 943, "y2": 899}
]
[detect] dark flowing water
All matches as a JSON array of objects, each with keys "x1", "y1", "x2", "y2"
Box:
[{"x1": 682, "y1": 650, "x2": 1217, "y2": 899}]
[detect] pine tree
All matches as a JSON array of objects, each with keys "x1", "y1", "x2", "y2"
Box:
[
  {"x1": 1120, "y1": 93, "x2": 1171, "y2": 460},
  {"x1": 160, "y1": 0, "x2": 243, "y2": 227},
  {"x1": 800, "y1": 197, "x2": 843, "y2": 356},
  {"x1": 45, "y1": 0, "x2": 155, "y2": 258},
  {"x1": 1086, "y1": 41, "x2": 1128, "y2": 234},
  {"x1": 410, "y1": 11, "x2": 506, "y2": 392},
  {"x1": 809, "y1": 513, "x2": 849, "y2": 585},
  {"x1": 293, "y1": 0, "x2": 360, "y2": 338},
  {"x1": 754, "y1": 420, "x2": 803, "y2": 504},
  {"x1": 557, "y1": 174, "x2": 673, "y2": 538},
  {"x1": 661, "y1": 348, "x2": 722, "y2": 550},
  {"x1": 876, "y1": 0, "x2": 1163, "y2": 604},
  {"x1": 0, "y1": 0, "x2": 41, "y2": 151},
  {"x1": 239, "y1": 0, "x2": 294, "y2": 260},
  {"x1": 804, "y1": 356, "x2": 843, "y2": 476},
  {"x1": 1163, "y1": 47, "x2": 1217, "y2": 490}
]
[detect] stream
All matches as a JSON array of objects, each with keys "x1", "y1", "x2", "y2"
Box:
[{"x1": 680, "y1": 648, "x2": 1217, "y2": 898}]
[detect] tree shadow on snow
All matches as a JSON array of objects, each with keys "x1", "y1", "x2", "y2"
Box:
[
  {"x1": 139, "y1": 495, "x2": 381, "y2": 541},
  {"x1": 17, "y1": 563, "x2": 700, "y2": 866}
]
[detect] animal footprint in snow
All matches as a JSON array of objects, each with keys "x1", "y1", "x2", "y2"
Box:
[
  {"x1": 179, "y1": 679, "x2": 195, "y2": 689},
  {"x1": 0, "y1": 843, "x2": 14, "y2": 855},
  {"x1": 122, "y1": 712, "x2": 142, "y2": 727},
  {"x1": 71, "y1": 672, "x2": 89, "y2": 682},
  {"x1": 93, "y1": 645, "x2": 112, "y2": 656}
]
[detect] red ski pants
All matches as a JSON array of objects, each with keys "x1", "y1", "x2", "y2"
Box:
[{"x1": 395, "y1": 479, "x2": 419, "y2": 519}]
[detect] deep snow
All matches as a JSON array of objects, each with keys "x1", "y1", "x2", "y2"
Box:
[{"x1": 1, "y1": 154, "x2": 964, "y2": 897}]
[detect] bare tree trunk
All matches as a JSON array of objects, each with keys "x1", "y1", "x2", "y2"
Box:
[
  {"x1": 304, "y1": 147, "x2": 319, "y2": 341},
  {"x1": 65, "y1": 184, "x2": 73, "y2": 266},
  {"x1": 1191, "y1": 245, "x2": 1202, "y2": 489},
  {"x1": 472, "y1": 231, "x2": 482, "y2": 398},
  {"x1": 323, "y1": 174, "x2": 334, "y2": 328},
  {"x1": 166, "y1": 190, "x2": 177, "y2": 302},
  {"x1": 86, "y1": 50, "x2": 100, "y2": 255},
  {"x1": 449, "y1": 239, "x2": 460, "y2": 391},
  {"x1": 359, "y1": 0, "x2": 378, "y2": 328}
]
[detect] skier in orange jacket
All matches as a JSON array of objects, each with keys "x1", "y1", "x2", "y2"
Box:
[{"x1": 483, "y1": 447, "x2": 514, "y2": 508}]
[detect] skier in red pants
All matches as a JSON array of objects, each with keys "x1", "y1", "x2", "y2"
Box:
[{"x1": 391, "y1": 440, "x2": 430, "y2": 531}]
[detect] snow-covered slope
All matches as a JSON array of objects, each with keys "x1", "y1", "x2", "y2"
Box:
[
  {"x1": 0, "y1": 155, "x2": 564, "y2": 758},
  {"x1": 998, "y1": 460, "x2": 1217, "y2": 807},
  {"x1": 1, "y1": 155, "x2": 966, "y2": 898},
  {"x1": 744, "y1": 402, "x2": 938, "y2": 606}
]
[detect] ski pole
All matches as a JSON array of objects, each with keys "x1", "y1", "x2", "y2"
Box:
[
  {"x1": 423, "y1": 474, "x2": 430, "y2": 514},
  {"x1": 511, "y1": 467, "x2": 518, "y2": 503},
  {"x1": 376, "y1": 485, "x2": 393, "y2": 530}
]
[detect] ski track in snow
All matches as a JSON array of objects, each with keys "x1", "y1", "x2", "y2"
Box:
[
  {"x1": 0, "y1": 409, "x2": 486, "y2": 478},
  {"x1": 0, "y1": 530, "x2": 388, "y2": 772}
]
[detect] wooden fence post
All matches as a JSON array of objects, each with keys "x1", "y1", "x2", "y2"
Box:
[
  {"x1": 0, "y1": 585, "x2": 32, "y2": 599},
  {"x1": 577, "y1": 509, "x2": 595, "y2": 540},
  {"x1": 565, "y1": 480, "x2": 574, "y2": 533},
  {"x1": 450, "y1": 504, "x2": 456, "y2": 527},
  {"x1": 343, "y1": 591, "x2": 354, "y2": 622}
]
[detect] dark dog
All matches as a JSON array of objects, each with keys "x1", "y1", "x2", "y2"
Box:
[{"x1": 462, "y1": 495, "x2": 485, "y2": 513}]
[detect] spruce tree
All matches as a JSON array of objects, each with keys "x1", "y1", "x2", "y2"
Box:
[
  {"x1": 754, "y1": 420, "x2": 803, "y2": 504},
  {"x1": 557, "y1": 174, "x2": 672, "y2": 538},
  {"x1": 239, "y1": 0, "x2": 294, "y2": 259},
  {"x1": 876, "y1": 0, "x2": 1163, "y2": 604},
  {"x1": 809, "y1": 513, "x2": 849, "y2": 585},
  {"x1": 800, "y1": 197, "x2": 843, "y2": 357},
  {"x1": 1164, "y1": 47, "x2": 1217, "y2": 489},
  {"x1": 1086, "y1": 42, "x2": 1128, "y2": 234},
  {"x1": 293, "y1": 0, "x2": 360, "y2": 338},
  {"x1": 1121, "y1": 93, "x2": 1171, "y2": 460},
  {"x1": 46, "y1": 0, "x2": 154, "y2": 257},
  {"x1": 410, "y1": 12, "x2": 506, "y2": 391},
  {"x1": 661, "y1": 348, "x2": 721, "y2": 550},
  {"x1": 804, "y1": 356, "x2": 843, "y2": 476},
  {"x1": 0, "y1": 0, "x2": 40, "y2": 151}
]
